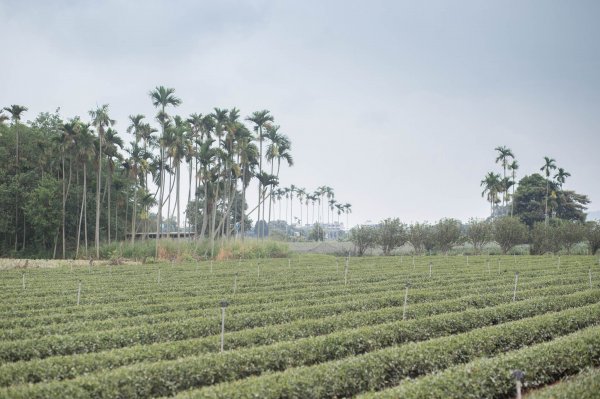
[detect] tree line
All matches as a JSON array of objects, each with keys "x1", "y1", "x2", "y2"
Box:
[
  {"x1": 349, "y1": 217, "x2": 600, "y2": 256},
  {"x1": 349, "y1": 145, "x2": 595, "y2": 256},
  {"x1": 0, "y1": 90, "x2": 352, "y2": 259}
]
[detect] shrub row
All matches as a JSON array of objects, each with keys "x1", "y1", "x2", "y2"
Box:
[
  {"x1": 2, "y1": 289, "x2": 598, "y2": 386},
  {"x1": 171, "y1": 304, "x2": 600, "y2": 399},
  {"x1": 524, "y1": 367, "x2": 600, "y2": 399},
  {"x1": 0, "y1": 279, "x2": 591, "y2": 362},
  {"x1": 1, "y1": 271, "x2": 581, "y2": 340},
  {"x1": 3, "y1": 297, "x2": 599, "y2": 398},
  {"x1": 359, "y1": 327, "x2": 600, "y2": 398}
]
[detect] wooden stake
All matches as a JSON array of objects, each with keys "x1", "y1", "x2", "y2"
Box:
[
  {"x1": 513, "y1": 272, "x2": 519, "y2": 301},
  {"x1": 429, "y1": 262, "x2": 432, "y2": 278},
  {"x1": 512, "y1": 370, "x2": 524, "y2": 399},
  {"x1": 402, "y1": 285, "x2": 409, "y2": 320},
  {"x1": 77, "y1": 281, "x2": 81, "y2": 306},
  {"x1": 22, "y1": 273, "x2": 25, "y2": 290},
  {"x1": 233, "y1": 273, "x2": 238, "y2": 296},
  {"x1": 219, "y1": 300, "x2": 228, "y2": 353},
  {"x1": 344, "y1": 263, "x2": 348, "y2": 286}
]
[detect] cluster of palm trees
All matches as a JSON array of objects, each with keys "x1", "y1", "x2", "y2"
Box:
[
  {"x1": 2, "y1": 90, "x2": 356, "y2": 258},
  {"x1": 270, "y1": 185, "x2": 352, "y2": 230},
  {"x1": 539, "y1": 156, "x2": 571, "y2": 224},
  {"x1": 481, "y1": 146, "x2": 571, "y2": 222},
  {"x1": 481, "y1": 146, "x2": 519, "y2": 217}
]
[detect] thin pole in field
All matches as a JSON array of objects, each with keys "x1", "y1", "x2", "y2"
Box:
[
  {"x1": 288, "y1": 258, "x2": 291, "y2": 270},
  {"x1": 219, "y1": 300, "x2": 228, "y2": 352},
  {"x1": 557, "y1": 256, "x2": 560, "y2": 269},
  {"x1": 513, "y1": 272, "x2": 519, "y2": 301},
  {"x1": 344, "y1": 262, "x2": 349, "y2": 286},
  {"x1": 429, "y1": 261, "x2": 432, "y2": 278},
  {"x1": 233, "y1": 272, "x2": 238, "y2": 296},
  {"x1": 257, "y1": 262, "x2": 260, "y2": 280},
  {"x1": 22, "y1": 273, "x2": 25, "y2": 289},
  {"x1": 512, "y1": 370, "x2": 524, "y2": 399},
  {"x1": 412, "y1": 256, "x2": 415, "y2": 269},
  {"x1": 77, "y1": 280, "x2": 82, "y2": 305},
  {"x1": 466, "y1": 255, "x2": 469, "y2": 266},
  {"x1": 402, "y1": 284, "x2": 409, "y2": 320},
  {"x1": 589, "y1": 268, "x2": 593, "y2": 289}
]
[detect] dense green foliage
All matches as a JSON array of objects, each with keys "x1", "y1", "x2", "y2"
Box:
[
  {"x1": 0, "y1": 254, "x2": 598, "y2": 398},
  {"x1": 0, "y1": 103, "x2": 352, "y2": 259}
]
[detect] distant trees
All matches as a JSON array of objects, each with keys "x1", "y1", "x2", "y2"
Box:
[
  {"x1": 0, "y1": 90, "x2": 310, "y2": 258},
  {"x1": 493, "y1": 217, "x2": 528, "y2": 254},
  {"x1": 378, "y1": 218, "x2": 407, "y2": 255},
  {"x1": 586, "y1": 221, "x2": 600, "y2": 255},
  {"x1": 465, "y1": 218, "x2": 493, "y2": 254},
  {"x1": 349, "y1": 225, "x2": 378, "y2": 256},
  {"x1": 513, "y1": 174, "x2": 588, "y2": 228}
]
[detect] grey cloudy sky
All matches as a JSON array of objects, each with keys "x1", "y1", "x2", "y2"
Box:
[{"x1": 2, "y1": 0, "x2": 599, "y2": 226}]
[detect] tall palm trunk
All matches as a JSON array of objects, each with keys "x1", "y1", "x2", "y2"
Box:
[
  {"x1": 131, "y1": 182, "x2": 137, "y2": 246},
  {"x1": 95, "y1": 131, "x2": 103, "y2": 259},
  {"x1": 545, "y1": 179, "x2": 549, "y2": 225},
  {"x1": 107, "y1": 167, "x2": 111, "y2": 245},
  {"x1": 200, "y1": 179, "x2": 209, "y2": 239},
  {"x1": 257, "y1": 127, "x2": 263, "y2": 239},
  {"x1": 62, "y1": 155, "x2": 72, "y2": 259},
  {"x1": 176, "y1": 163, "x2": 181, "y2": 239},
  {"x1": 76, "y1": 163, "x2": 87, "y2": 258}
]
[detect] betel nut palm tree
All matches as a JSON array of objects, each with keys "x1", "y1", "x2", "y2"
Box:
[
  {"x1": 149, "y1": 86, "x2": 181, "y2": 258},
  {"x1": 246, "y1": 110, "x2": 273, "y2": 238},
  {"x1": 540, "y1": 156, "x2": 557, "y2": 224},
  {"x1": 89, "y1": 104, "x2": 115, "y2": 259}
]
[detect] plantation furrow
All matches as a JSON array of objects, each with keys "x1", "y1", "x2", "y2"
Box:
[
  {"x1": 0, "y1": 257, "x2": 582, "y2": 306},
  {"x1": 358, "y1": 327, "x2": 600, "y2": 399},
  {"x1": 0, "y1": 286, "x2": 592, "y2": 361},
  {"x1": 1, "y1": 265, "x2": 587, "y2": 328},
  {"x1": 523, "y1": 367, "x2": 600, "y2": 399},
  {"x1": 172, "y1": 305, "x2": 600, "y2": 399},
  {"x1": 1, "y1": 269, "x2": 586, "y2": 338},
  {"x1": 3, "y1": 301, "x2": 599, "y2": 399},
  {"x1": 1, "y1": 289, "x2": 598, "y2": 387}
]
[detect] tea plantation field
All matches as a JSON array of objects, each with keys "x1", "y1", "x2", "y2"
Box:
[{"x1": 0, "y1": 254, "x2": 599, "y2": 398}]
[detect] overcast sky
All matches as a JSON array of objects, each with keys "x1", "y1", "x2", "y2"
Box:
[{"x1": 2, "y1": 0, "x2": 599, "y2": 226}]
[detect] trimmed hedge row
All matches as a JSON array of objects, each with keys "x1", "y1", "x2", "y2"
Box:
[
  {"x1": 171, "y1": 304, "x2": 600, "y2": 399},
  {"x1": 0, "y1": 267, "x2": 511, "y2": 321},
  {"x1": 0, "y1": 257, "x2": 582, "y2": 313},
  {"x1": 0, "y1": 271, "x2": 584, "y2": 340},
  {"x1": 359, "y1": 327, "x2": 600, "y2": 398},
  {"x1": 2, "y1": 289, "x2": 598, "y2": 387},
  {"x1": 3, "y1": 297, "x2": 599, "y2": 398},
  {"x1": 0, "y1": 266, "x2": 586, "y2": 332},
  {"x1": 524, "y1": 367, "x2": 600, "y2": 399},
  {"x1": 0, "y1": 280, "x2": 591, "y2": 362}
]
